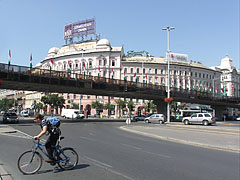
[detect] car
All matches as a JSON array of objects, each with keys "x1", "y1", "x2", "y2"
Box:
[
  {"x1": 236, "y1": 117, "x2": 240, "y2": 121},
  {"x1": 144, "y1": 114, "x2": 165, "y2": 124},
  {"x1": 20, "y1": 110, "x2": 29, "y2": 117},
  {"x1": 2, "y1": 112, "x2": 19, "y2": 124},
  {"x1": 1, "y1": 110, "x2": 5, "y2": 115},
  {"x1": 182, "y1": 113, "x2": 215, "y2": 126},
  {"x1": 132, "y1": 115, "x2": 146, "y2": 121}
]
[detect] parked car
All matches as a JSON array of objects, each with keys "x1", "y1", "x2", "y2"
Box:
[
  {"x1": 144, "y1": 114, "x2": 165, "y2": 124},
  {"x1": 236, "y1": 117, "x2": 240, "y2": 121},
  {"x1": 182, "y1": 113, "x2": 215, "y2": 126},
  {"x1": 3, "y1": 112, "x2": 19, "y2": 124},
  {"x1": 20, "y1": 110, "x2": 29, "y2": 117},
  {"x1": 132, "y1": 115, "x2": 146, "y2": 121},
  {"x1": 0, "y1": 110, "x2": 5, "y2": 115}
]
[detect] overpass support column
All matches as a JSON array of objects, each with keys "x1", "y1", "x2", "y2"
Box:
[
  {"x1": 153, "y1": 100, "x2": 167, "y2": 118},
  {"x1": 211, "y1": 105, "x2": 226, "y2": 121}
]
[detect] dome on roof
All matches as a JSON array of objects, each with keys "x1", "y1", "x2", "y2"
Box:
[
  {"x1": 48, "y1": 47, "x2": 59, "y2": 54},
  {"x1": 97, "y1": 39, "x2": 111, "y2": 47}
]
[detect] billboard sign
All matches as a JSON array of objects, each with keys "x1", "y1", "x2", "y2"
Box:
[
  {"x1": 64, "y1": 18, "x2": 96, "y2": 39},
  {"x1": 167, "y1": 52, "x2": 188, "y2": 61}
]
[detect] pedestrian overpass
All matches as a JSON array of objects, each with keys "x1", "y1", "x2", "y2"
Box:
[{"x1": 0, "y1": 63, "x2": 239, "y2": 119}]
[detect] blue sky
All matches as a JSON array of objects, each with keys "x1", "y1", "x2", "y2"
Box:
[{"x1": 0, "y1": 0, "x2": 239, "y2": 68}]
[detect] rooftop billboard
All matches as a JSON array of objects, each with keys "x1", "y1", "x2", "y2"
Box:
[{"x1": 64, "y1": 18, "x2": 96, "y2": 40}]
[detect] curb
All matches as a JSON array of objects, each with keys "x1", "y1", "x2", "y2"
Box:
[
  {"x1": 120, "y1": 126, "x2": 240, "y2": 153},
  {"x1": 0, "y1": 161, "x2": 12, "y2": 180}
]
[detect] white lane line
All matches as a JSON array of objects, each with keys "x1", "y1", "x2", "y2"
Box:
[
  {"x1": 80, "y1": 136, "x2": 96, "y2": 141},
  {"x1": 83, "y1": 155, "x2": 135, "y2": 180},
  {"x1": 121, "y1": 143, "x2": 171, "y2": 158},
  {"x1": 121, "y1": 143, "x2": 142, "y2": 150},
  {"x1": 83, "y1": 156, "x2": 112, "y2": 168}
]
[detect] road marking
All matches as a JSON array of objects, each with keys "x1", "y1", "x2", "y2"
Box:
[
  {"x1": 80, "y1": 136, "x2": 96, "y2": 141},
  {"x1": 121, "y1": 143, "x2": 171, "y2": 158},
  {"x1": 121, "y1": 143, "x2": 142, "y2": 150},
  {"x1": 83, "y1": 155, "x2": 135, "y2": 180}
]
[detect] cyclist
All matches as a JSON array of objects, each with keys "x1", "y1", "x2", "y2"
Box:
[{"x1": 33, "y1": 113, "x2": 60, "y2": 163}]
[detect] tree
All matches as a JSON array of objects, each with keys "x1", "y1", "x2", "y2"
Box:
[
  {"x1": 35, "y1": 102, "x2": 43, "y2": 113},
  {"x1": 115, "y1": 99, "x2": 127, "y2": 117},
  {"x1": 0, "y1": 98, "x2": 15, "y2": 111},
  {"x1": 104, "y1": 103, "x2": 115, "y2": 117},
  {"x1": 41, "y1": 94, "x2": 65, "y2": 114},
  {"x1": 91, "y1": 100, "x2": 103, "y2": 115},
  {"x1": 144, "y1": 100, "x2": 157, "y2": 113}
]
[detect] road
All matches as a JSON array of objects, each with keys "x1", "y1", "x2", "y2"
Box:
[{"x1": 0, "y1": 119, "x2": 239, "y2": 180}]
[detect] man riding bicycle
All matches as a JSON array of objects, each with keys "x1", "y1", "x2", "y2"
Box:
[{"x1": 33, "y1": 113, "x2": 61, "y2": 163}]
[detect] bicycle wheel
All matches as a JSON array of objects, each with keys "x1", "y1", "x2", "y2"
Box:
[
  {"x1": 57, "y1": 147, "x2": 78, "y2": 170},
  {"x1": 18, "y1": 150, "x2": 43, "y2": 175}
]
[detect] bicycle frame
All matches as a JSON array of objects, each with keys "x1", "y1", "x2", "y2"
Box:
[{"x1": 33, "y1": 139, "x2": 68, "y2": 164}]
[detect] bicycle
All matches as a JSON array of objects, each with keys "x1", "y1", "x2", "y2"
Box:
[{"x1": 17, "y1": 136, "x2": 78, "y2": 175}]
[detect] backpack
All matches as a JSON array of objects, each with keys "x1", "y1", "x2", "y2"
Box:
[{"x1": 47, "y1": 117, "x2": 61, "y2": 128}]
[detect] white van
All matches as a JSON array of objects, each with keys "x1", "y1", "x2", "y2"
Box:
[{"x1": 61, "y1": 109, "x2": 84, "y2": 119}]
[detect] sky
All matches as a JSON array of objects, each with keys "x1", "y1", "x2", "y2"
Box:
[{"x1": 0, "y1": 0, "x2": 239, "y2": 69}]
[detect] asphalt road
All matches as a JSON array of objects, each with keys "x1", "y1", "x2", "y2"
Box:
[{"x1": 0, "y1": 120, "x2": 239, "y2": 180}]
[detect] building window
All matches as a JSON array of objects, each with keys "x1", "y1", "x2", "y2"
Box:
[
  {"x1": 75, "y1": 64, "x2": 78, "y2": 69},
  {"x1": 131, "y1": 68, "x2": 133, "y2": 73},
  {"x1": 124, "y1": 68, "x2": 127, "y2": 74},
  {"x1": 104, "y1": 59, "x2": 107, "y2": 66},
  {"x1": 137, "y1": 68, "x2": 139, "y2": 73},
  {"x1": 161, "y1": 69, "x2": 163, "y2": 74},
  {"x1": 99, "y1": 60, "x2": 102, "y2": 66},
  {"x1": 89, "y1": 61, "x2": 92, "y2": 68},
  {"x1": 155, "y1": 69, "x2": 157, "y2": 74},
  {"x1": 199, "y1": 73, "x2": 201, "y2": 78},
  {"x1": 112, "y1": 60, "x2": 115, "y2": 66},
  {"x1": 143, "y1": 68, "x2": 145, "y2": 74},
  {"x1": 195, "y1": 72, "x2": 197, "y2": 77}
]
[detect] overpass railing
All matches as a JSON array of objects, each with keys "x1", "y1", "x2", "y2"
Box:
[{"x1": 0, "y1": 63, "x2": 239, "y2": 104}]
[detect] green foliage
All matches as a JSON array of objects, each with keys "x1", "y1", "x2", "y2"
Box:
[
  {"x1": 91, "y1": 100, "x2": 103, "y2": 110},
  {"x1": 115, "y1": 99, "x2": 127, "y2": 109},
  {"x1": 104, "y1": 103, "x2": 115, "y2": 111},
  {"x1": 41, "y1": 94, "x2": 65, "y2": 113},
  {"x1": 72, "y1": 103, "x2": 79, "y2": 109},
  {"x1": 0, "y1": 98, "x2": 15, "y2": 111},
  {"x1": 144, "y1": 101, "x2": 157, "y2": 112},
  {"x1": 35, "y1": 102, "x2": 43, "y2": 112}
]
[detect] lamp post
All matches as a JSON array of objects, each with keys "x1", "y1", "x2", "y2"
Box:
[{"x1": 162, "y1": 26, "x2": 175, "y2": 123}]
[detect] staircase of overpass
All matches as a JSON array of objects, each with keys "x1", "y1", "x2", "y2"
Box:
[{"x1": 0, "y1": 63, "x2": 239, "y2": 109}]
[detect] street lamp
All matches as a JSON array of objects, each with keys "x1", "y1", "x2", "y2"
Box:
[{"x1": 162, "y1": 26, "x2": 175, "y2": 123}]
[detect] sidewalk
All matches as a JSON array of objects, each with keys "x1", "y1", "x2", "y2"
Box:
[
  {"x1": 0, "y1": 160, "x2": 12, "y2": 180},
  {"x1": 121, "y1": 122, "x2": 240, "y2": 153}
]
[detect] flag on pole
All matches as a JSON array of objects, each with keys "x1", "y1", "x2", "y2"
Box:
[
  {"x1": 30, "y1": 53, "x2": 32, "y2": 68},
  {"x1": 67, "y1": 60, "x2": 71, "y2": 73},
  {"x1": 98, "y1": 66, "x2": 100, "y2": 77},
  {"x1": 112, "y1": 68, "x2": 114, "y2": 79},
  {"x1": 186, "y1": 82, "x2": 189, "y2": 90},
  {"x1": 50, "y1": 58, "x2": 53, "y2": 70},
  {"x1": 134, "y1": 72, "x2": 136, "y2": 77},
  {"x1": 8, "y1": 49, "x2": 11, "y2": 66}
]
